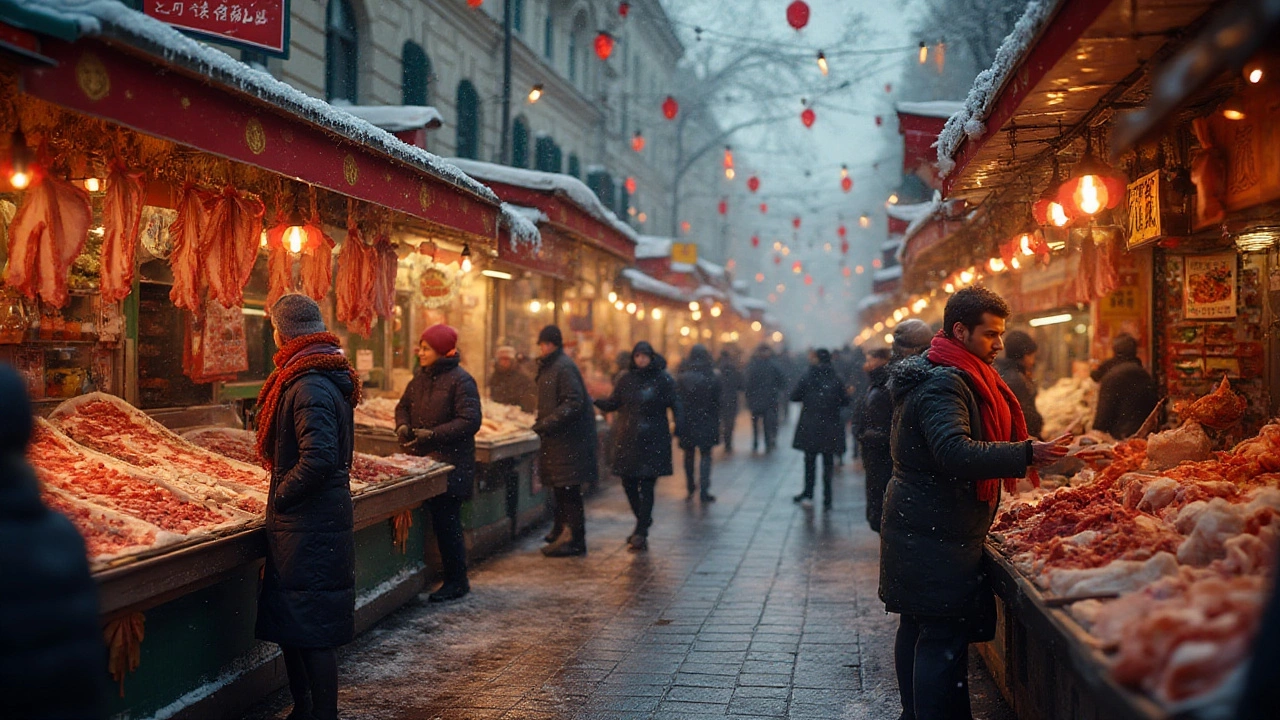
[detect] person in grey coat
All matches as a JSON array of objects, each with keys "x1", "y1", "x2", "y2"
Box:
[
  {"x1": 677, "y1": 345, "x2": 721, "y2": 502},
  {"x1": 533, "y1": 326, "x2": 598, "y2": 557}
]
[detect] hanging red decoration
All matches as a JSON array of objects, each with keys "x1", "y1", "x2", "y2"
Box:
[
  {"x1": 773, "y1": 254, "x2": 781, "y2": 265},
  {"x1": 680, "y1": 220, "x2": 691, "y2": 234},
  {"x1": 804, "y1": 274, "x2": 813, "y2": 286},
  {"x1": 755, "y1": 272, "x2": 765, "y2": 282},
  {"x1": 717, "y1": 199, "x2": 728, "y2": 215},
  {"x1": 842, "y1": 266, "x2": 852, "y2": 278},
  {"x1": 800, "y1": 108, "x2": 816, "y2": 128},
  {"x1": 760, "y1": 203, "x2": 768, "y2": 214},
  {"x1": 662, "y1": 95, "x2": 679, "y2": 120},
  {"x1": 792, "y1": 216, "x2": 801, "y2": 229},
  {"x1": 837, "y1": 225, "x2": 847, "y2": 238},
  {"x1": 792, "y1": 260, "x2": 803, "y2": 274},
  {"x1": 624, "y1": 176, "x2": 637, "y2": 194},
  {"x1": 618, "y1": 1, "x2": 631, "y2": 17},
  {"x1": 631, "y1": 131, "x2": 645, "y2": 153},
  {"x1": 594, "y1": 32, "x2": 615, "y2": 60},
  {"x1": 1056, "y1": 149, "x2": 1126, "y2": 218},
  {"x1": 751, "y1": 235, "x2": 760, "y2": 248},
  {"x1": 841, "y1": 176, "x2": 853, "y2": 193},
  {"x1": 786, "y1": 1, "x2": 810, "y2": 30},
  {"x1": 874, "y1": 115, "x2": 883, "y2": 127},
  {"x1": 884, "y1": 83, "x2": 893, "y2": 93},
  {"x1": 747, "y1": 175, "x2": 760, "y2": 193},
  {"x1": 840, "y1": 239, "x2": 849, "y2": 254},
  {"x1": 466, "y1": 0, "x2": 482, "y2": 7}
]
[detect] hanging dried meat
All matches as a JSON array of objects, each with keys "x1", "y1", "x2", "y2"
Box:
[
  {"x1": 5, "y1": 173, "x2": 92, "y2": 308},
  {"x1": 99, "y1": 161, "x2": 146, "y2": 303},
  {"x1": 265, "y1": 224, "x2": 295, "y2": 311},
  {"x1": 201, "y1": 185, "x2": 265, "y2": 309},
  {"x1": 168, "y1": 183, "x2": 211, "y2": 312},
  {"x1": 335, "y1": 217, "x2": 376, "y2": 337},
  {"x1": 300, "y1": 226, "x2": 335, "y2": 302},
  {"x1": 373, "y1": 235, "x2": 398, "y2": 320}
]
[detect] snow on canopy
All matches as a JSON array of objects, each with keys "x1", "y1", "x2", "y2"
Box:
[
  {"x1": 886, "y1": 200, "x2": 937, "y2": 223},
  {"x1": 856, "y1": 292, "x2": 890, "y2": 312},
  {"x1": 447, "y1": 159, "x2": 639, "y2": 244},
  {"x1": 499, "y1": 204, "x2": 542, "y2": 249},
  {"x1": 935, "y1": 0, "x2": 1062, "y2": 177},
  {"x1": 635, "y1": 235, "x2": 673, "y2": 260},
  {"x1": 620, "y1": 268, "x2": 688, "y2": 302},
  {"x1": 693, "y1": 284, "x2": 727, "y2": 301},
  {"x1": 895, "y1": 101, "x2": 966, "y2": 119},
  {"x1": 335, "y1": 104, "x2": 444, "y2": 132},
  {"x1": 873, "y1": 265, "x2": 904, "y2": 282},
  {"x1": 15, "y1": 0, "x2": 497, "y2": 203},
  {"x1": 696, "y1": 258, "x2": 726, "y2": 280},
  {"x1": 736, "y1": 295, "x2": 768, "y2": 312}
]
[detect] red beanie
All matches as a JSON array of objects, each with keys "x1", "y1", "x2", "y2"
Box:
[{"x1": 421, "y1": 324, "x2": 458, "y2": 355}]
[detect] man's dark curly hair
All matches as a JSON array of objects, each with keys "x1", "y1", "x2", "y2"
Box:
[{"x1": 942, "y1": 286, "x2": 1010, "y2": 339}]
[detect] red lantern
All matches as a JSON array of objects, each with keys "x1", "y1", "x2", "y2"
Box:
[
  {"x1": 803, "y1": 274, "x2": 813, "y2": 286},
  {"x1": 755, "y1": 272, "x2": 765, "y2": 282},
  {"x1": 751, "y1": 235, "x2": 760, "y2": 248},
  {"x1": 773, "y1": 254, "x2": 781, "y2": 265},
  {"x1": 840, "y1": 239, "x2": 849, "y2": 254},
  {"x1": 718, "y1": 199, "x2": 728, "y2": 215},
  {"x1": 841, "y1": 176, "x2": 853, "y2": 193},
  {"x1": 837, "y1": 225, "x2": 847, "y2": 238},
  {"x1": 872, "y1": 258, "x2": 882, "y2": 269},
  {"x1": 662, "y1": 95, "x2": 679, "y2": 120},
  {"x1": 786, "y1": 1, "x2": 810, "y2": 30},
  {"x1": 618, "y1": 1, "x2": 630, "y2": 17},
  {"x1": 884, "y1": 83, "x2": 892, "y2": 93},
  {"x1": 594, "y1": 32, "x2": 615, "y2": 60},
  {"x1": 631, "y1": 131, "x2": 645, "y2": 153},
  {"x1": 874, "y1": 115, "x2": 883, "y2": 127},
  {"x1": 760, "y1": 203, "x2": 768, "y2": 214},
  {"x1": 792, "y1": 216, "x2": 801, "y2": 230},
  {"x1": 1032, "y1": 162, "x2": 1074, "y2": 228},
  {"x1": 792, "y1": 260, "x2": 803, "y2": 274},
  {"x1": 747, "y1": 175, "x2": 760, "y2": 193},
  {"x1": 800, "y1": 108, "x2": 816, "y2": 128},
  {"x1": 680, "y1": 220, "x2": 691, "y2": 234},
  {"x1": 467, "y1": 0, "x2": 482, "y2": 7},
  {"x1": 624, "y1": 176, "x2": 637, "y2": 194},
  {"x1": 1056, "y1": 153, "x2": 1126, "y2": 218},
  {"x1": 842, "y1": 266, "x2": 852, "y2": 278}
]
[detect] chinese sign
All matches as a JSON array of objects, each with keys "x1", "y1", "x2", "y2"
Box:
[
  {"x1": 671, "y1": 242, "x2": 698, "y2": 265},
  {"x1": 1183, "y1": 253, "x2": 1237, "y2": 320},
  {"x1": 1191, "y1": 84, "x2": 1280, "y2": 229},
  {"x1": 1126, "y1": 170, "x2": 1162, "y2": 249},
  {"x1": 145, "y1": 1, "x2": 290, "y2": 57}
]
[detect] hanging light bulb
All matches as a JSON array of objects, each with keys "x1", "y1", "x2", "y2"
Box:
[
  {"x1": 959, "y1": 269, "x2": 974, "y2": 284},
  {"x1": 284, "y1": 205, "x2": 307, "y2": 254},
  {"x1": 1018, "y1": 232, "x2": 1036, "y2": 256},
  {"x1": 725, "y1": 168, "x2": 735, "y2": 180},
  {"x1": 1033, "y1": 158, "x2": 1074, "y2": 228},
  {"x1": 1010, "y1": 256, "x2": 1021, "y2": 270},
  {"x1": 608, "y1": 291, "x2": 618, "y2": 303},
  {"x1": 652, "y1": 307, "x2": 663, "y2": 320},
  {"x1": 626, "y1": 302, "x2": 637, "y2": 314},
  {"x1": 691, "y1": 310, "x2": 702, "y2": 321},
  {"x1": 259, "y1": 229, "x2": 269, "y2": 249},
  {"x1": 816, "y1": 51, "x2": 829, "y2": 76},
  {"x1": 460, "y1": 244, "x2": 473, "y2": 273},
  {"x1": 529, "y1": 299, "x2": 543, "y2": 313},
  {"x1": 710, "y1": 305, "x2": 722, "y2": 317},
  {"x1": 859, "y1": 214, "x2": 870, "y2": 228},
  {"x1": 1057, "y1": 137, "x2": 1126, "y2": 219},
  {"x1": 83, "y1": 177, "x2": 102, "y2": 192},
  {"x1": 887, "y1": 193, "x2": 899, "y2": 205},
  {"x1": 527, "y1": 84, "x2": 544, "y2": 103},
  {"x1": 615, "y1": 300, "x2": 625, "y2": 311},
  {"x1": 689, "y1": 301, "x2": 700, "y2": 312},
  {"x1": 631, "y1": 130, "x2": 645, "y2": 152},
  {"x1": 918, "y1": 41, "x2": 928, "y2": 64},
  {"x1": 7, "y1": 130, "x2": 32, "y2": 190},
  {"x1": 987, "y1": 257, "x2": 1006, "y2": 273}
]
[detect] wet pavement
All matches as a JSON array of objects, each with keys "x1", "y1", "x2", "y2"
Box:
[{"x1": 243, "y1": 413, "x2": 1015, "y2": 719}]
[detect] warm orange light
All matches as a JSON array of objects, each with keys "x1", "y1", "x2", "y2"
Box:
[
  {"x1": 1223, "y1": 108, "x2": 1246, "y2": 121},
  {"x1": 988, "y1": 257, "x2": 1006, "y2": 273},
  {"x1": 918, "y1": 42, "x2": 928, "y2": 64},
  {"x1": 816, "y1": 52, "x2": 829, "y2": 76},
  {"x1": 859, "y1": 214, "x2": 870, "y2": 228},
  {"x1": 755, "y1": 272, "x2": 764, "y2": 282},
  {"x1": 1019, "y1": 233, "x2": 1035, "y2": 256},
  {"x1": 1248, "y1": 67, "x2": 1264, "y2": 84}
]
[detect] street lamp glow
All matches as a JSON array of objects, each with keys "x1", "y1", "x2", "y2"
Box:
[
  {"x1": 680, "y1": 326, "x2": 691, "y2": 336},
  {"x1": 626, "y1": 302, "x2": 637, "y2": 314},
  {"x1": 527, "y1": 84, "x2": 544, "y2": 103},
  {"x1": 652, "y1": 308, "x2": 663, "y2": 320},
  {"x1": 689, "y1": 301, "x2": 700, "y2": 312},
  {"x1": 771, "y1": 331, "x2": 783, "y2": 343},
  {"x1": 751, "y1": 321, "x2": 762, "y2": 331},
  {"x1": 710, "y1": 306, "x2": 722, "y2": 317},
  {"x1": 691, "y1": 310, "x2": 702, "y2": 321}
]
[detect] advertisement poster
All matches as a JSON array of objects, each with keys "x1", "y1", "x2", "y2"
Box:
[
  {"x1": 145, "y1": 1, "x2": 290, "y2": 57},
  {"x1": 1183, "y1": 253, "x2": 1237, "y2": 320}
]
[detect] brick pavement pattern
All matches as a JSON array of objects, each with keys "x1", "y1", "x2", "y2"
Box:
[{"x1": 244, "y1": 416, "x2": 1013, "y2": 719}]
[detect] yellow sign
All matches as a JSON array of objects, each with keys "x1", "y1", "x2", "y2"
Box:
[
  {"x1": 1126, "y1": 170, "x2": 1162, "y2": 249},
  {"x1": 671, "y1": 242, "x2": 698, "y2": 264}
]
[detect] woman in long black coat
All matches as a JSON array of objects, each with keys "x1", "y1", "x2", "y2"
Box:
[
  {"x1": 791, "y1": 348, "x2": 850, "y2": 509},
  {"x1": 594, "y1": 341, "x2": 681, "y2": 551},
  {"x1": 677, "y1": 344, "x2": 721, "y2": 502}
]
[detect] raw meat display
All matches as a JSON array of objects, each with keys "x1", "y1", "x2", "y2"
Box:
[
  {"x1": 201, "y1": 184, "x2": 265, "y2": 309},
  {"x1": 477, "y1": 399, "x2": 538, "y2": 443},
  {"x1": 5, "y1": 172, "x2": 92, "y2": 308},
  {"x1": 1037, "y1": 376, "x2": 1097, "y2": 438},
  {"x1": 168, "y1": 183, "x2": 210, "y2": 312},
  {"x1": 265, "y1": 226, "x2": 294, "y2": 311},
  {"x1": 40, "y1": 485, "x2": 176, "y2": 564},
  {"x1": 49, "y1": 393, "x2": 269, "y2": 512},
  {"x1": 335, "y1": 217, "x2": 376, "y2": 338},
  {"x1": 354, "y1": 396, "x2": 398, "y2": 429},
  {"x1": 1145, "y1": 422, "x2": 1213, "y2": 469},
  {"x1": 99, "y1": 160, "x2": 146, "y2": 303},
  {"x1": 1177, "y1": 375, "x2": 1247, "y2": 429}
]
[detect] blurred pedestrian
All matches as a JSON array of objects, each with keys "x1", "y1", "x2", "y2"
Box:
[
  {"x1": 856, "y1": 347, "x2": 893, "y2": 531},
  {"x1": 396, "y1": 324, "x2": 482, "y2": 602},
  {"x1": 533, "y1": 326, "x2": 598, "y2": 557},
  {"x1": 715, "y1": 348, "x2": 745, "y2": 453},
  {"x1": 677, "y1": 345, "x2": 721, "y2": 502},
  {"x1": 1092, "y1": 333, "x2": 1159, "y2": 439},
  {"x1": 255, "y1": 294, "x2": 361, "y2": 720},
  {"x1": 0, "y1": 365, "x2": 105, "y2": 720},
  {"x1": 745, "y1": 344, "x2": 785, "y2": 453},
  {"x1": 489, "y1": 345, "x2": 536, "y2": 413},
  {"x1": 995, "y1": 330, "x2": 1044, "y2": 439},
  {"x1": 595, "y1": 342, "x2": 681, "y2": 551},
  {"x1": 790, "y1": 349, "x2": 850, "y2": 509}
]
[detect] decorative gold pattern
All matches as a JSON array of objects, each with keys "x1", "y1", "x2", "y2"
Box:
[
  {"x1": 343, "y1": 154, "x2": 359, "y2": 185},
  {"x1": 245, "y1": 118, "x2": 266, "y2": 155},
  {"x1": 180, "y1": 97, "x2": 191, "y2": 109},
  {"x1": 76, "y1": 52, "x2": 110, "y2": 102},
  {"x1": 419, "y1": 184, "x2": 434, "y2": 211}
]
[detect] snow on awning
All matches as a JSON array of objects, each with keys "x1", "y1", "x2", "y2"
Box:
[
  {"x1": 874, "y1": 265, "x2": 904, "y2": 283},
  {"x1": 636, "y1": 235, "x2": 673, "y2": 259},
  {"x1": 336, "y1": 104, "x2": 444, "y2": 132},
  {"x1": 886, "y1": 199, "x2": 937, "y2": 223},
  {"x1": 880, "y1": 238, "x2": 904, "y2": 253},
  {"x1": 895, "y1": 101, "x2": 966, "y2": 119},
  {"x1": 696, "y1": 258, "x2": 726, "y2": 280},
  {"x1": 670, "y1": 262, "x2": 695, "y2": 274},
  {"x1": 499, "y1": 204, "x2": 541, "y2": 249},
  {"x1": 732, "y1": 279, "x2": 748, "y2": 292},
  {"x1": 620, "y1": 268, "x2": 689, "y2": 303},
  {"x1": 856, "y1": 293, "x2": 890, "y2": 312},
  {"x1": 693, "y1": 284, "x2": 727, "y2": 301}
]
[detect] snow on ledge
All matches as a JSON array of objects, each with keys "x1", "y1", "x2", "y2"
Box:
[
  {"x1": 873, "y1": 265, "x2": 904, "y2": 282},
  {"x1": 886, "y1": 200, "x2": 937, "y2": 223},
  {"x1": 636, "y1": 235, "x2": 673, "y2": 259},
  {"x1": 500, "y1": 204, "x2": 542, "y2": 250},
  {"x1": 856, "y1": 292, "x2": 890, "y2": 312},
  {"x1": 896, "y1": 100, "x2": 966, "y2": 119},
  {"x1": 335, "y1": 104, "x2": 444, "y2": 132},
  {"x1": 696, "y1": 258, "x2": 726, "y2": 279},
  {"x1": 621, "y1": 268, "x2": 688, "y2": 302}
]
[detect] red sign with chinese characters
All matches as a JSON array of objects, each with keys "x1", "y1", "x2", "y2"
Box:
[{"x1": 144, "y1": 1, "x2": 290, "y2": 57}]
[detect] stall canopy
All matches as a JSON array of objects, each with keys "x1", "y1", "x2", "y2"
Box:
[
  {"x1": 337, "y1": 104, "x2": 444, "y2": 150},
  {"x1": 619, "y1": 267, "x2": 689, "y2": 306},
  {"x1": 7, "y1": 0, "x2": 503, "y2": 248}
]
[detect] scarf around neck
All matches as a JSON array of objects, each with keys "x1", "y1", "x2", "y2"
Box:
[{"x1": 255, "y1": 331, "x2": 362, "y2": 469}]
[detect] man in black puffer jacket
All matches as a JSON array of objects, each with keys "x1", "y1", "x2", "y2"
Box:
[
  {"x1": 677, "y1": 345, "x2": 721, "y2": 502},
  {"x1": 856, "y1": 347, "x2": 893, "y2": 530},
  {"x1": 0, "y1": 365, "x2": 105, "y2": 720},
  {"x1": 396, "y1": 324, "x2": 482, "y2": 602},
  {"x1": 533, "y1": 326, "x2": 598, "y2": 557},
  {"x1": 745, "y1": 344, "x2": 785, "y2": 453},
  {"x1": 1092, "y1": 333, "x2": 1158, "y2": 439},
  {"x1": 789, "y1": 349, "x2": 849, "y2": 509}
]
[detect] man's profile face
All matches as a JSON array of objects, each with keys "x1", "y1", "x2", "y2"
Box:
[
  {"x1": 538, "y1": 341, "x2": 557, "y2": 357},
  {"x1": 953, "y1": 313, "x2": 1005, "y2": 365},
  {"x1": 497, "y1": 356, "x2": 514, "y2": 371}
]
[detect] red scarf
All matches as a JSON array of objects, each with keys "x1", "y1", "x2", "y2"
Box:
[
  {"x1": 255, "y1": 332, "x2": 362, "y2": 470},
  {"x1": 927, "y1": 332, "x2": 1038, "y2": 503}
]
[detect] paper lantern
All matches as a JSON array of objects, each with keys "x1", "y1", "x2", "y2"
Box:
[
  {"x1": 1032, "y1": 162, "x2": 1074, "y2": 228},
  {"x1": 874, "y1": 115, "x2": 883, "y2": 127},
  {"x1": 718, "y1": 199, "x2": 728, "y2": 215},
  {"x1": 759, "y1": 203, "x2": 768, "y2": 214},
  {"x1": 842, "y1": 266, "x2": 851, "y2": 277},
  {"x1": 755, "y1": 272, "x2": 765, "y2": 282},
  {"x1": 618, "y1": 1, "x2": 630, "y2": 17},
  {"x1": 792, "y1": 260, "x2": 802, "y2": 274},
  {"x1": 680, "y1": 220, "x2": 691, "y2": 234},
  {"x1": 841, "y1": 176, "x2": 853, "y2": 193},
  {"x1": 792, "y1": 216, "x2": 801, "y2": 230},
  {"x1": 662, "y1": 95, "x2": 679, "y2": 120},
  {"x1": 773, "y1": 254, "x2": 781, "y2": 265},
  {"x1": 840, "y1": 239, "x2": 849, "y2": 254},
  {"x1": 804, "y1": 274, "x2": 813, "y2": 286},
  {"x1": 800, "y1": 108, "x2": 816, "y2": 128},
  {"x1": 624, "y1": 176, "x2": 637, "y2": 194},
  {"x1": 1057, "y1": 153, "x2": 1126, "y2": 218},
  {"x1": 751, "y1": 235, "x2": 760, "y2": 248},
  {"x1": 747, "y1": 175, "x2": 760, "y2": 193},
  {"x1": 466, "y1": 0, "x2": 482, "y2": 7},
  {"x1": 786, "y1": 1, "x2": 810, "y2": 30},
  {"x1": 594, "y1": 32, "x2": 615, "y2": 60},
  {"x1": 631, "y1": 131, "x2": 645, "y2": 152},
  {"x1": 837, "y1": 225, "x2": 847, "y2": 238}
]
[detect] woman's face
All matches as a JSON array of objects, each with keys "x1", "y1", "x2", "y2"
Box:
[
  {"x1": 417, "y1": 341, "x2": 439, "y2": 367},
  {"x1": 633, "y1": 353, "x2": 652, "y2": 369}
]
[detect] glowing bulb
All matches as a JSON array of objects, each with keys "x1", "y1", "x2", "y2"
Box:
[
  {"x1": 286, "y1": 225, "x2": 305, "y2": 254},
  {"x1": 960, "y1": 270, "x2": 974, "y2": 284},
  {"x1": 1049, "y1": 201, "x2": 1070, "y2": 227},
  {"x1": 1248, "y1": 68, "x2": 1263, "y2": 84},
  {"x1": 461, "y1": 256, "x2": 472, "y2": 273},
  {"x1": 893, "y1": 309, "x2": 904, "y2": 322},
  {"x1": 710, "y1": 306, "x2": 722, "y2": 317},
  {"x1": 885, "y1": 333, "x2": 895, "y2": 344},
  {"x1": 626, "y1": 302, "x2": 637, "y2": 314},
  {"x1": 680, "y1": 326, "x2": 691, "y2": 337},
  {"x1": 615, "y1": 300, "x2": 625, "y2": 310},
  {"x1": 1019, "y1": 233, "x2": 1035, "y2": 256},
  {"x1": 918, "y1": 42, "x2": 928, "y2": 64},
  {"x1": 776, "y1": 283, "x2": 785, "y2": 293},
  {"x1": 1223, "y1": 108, "x2": 1245, "y2": 121},
  {"x1": 1010, "y1": 256, "x2": 1021, "y2": 270},
  {"x1": 771, "y1": 331, "x2": 783, "y2": 343},
  {"x1": 527, "y1": 84, "x2": 544, "y2": 103},
  {"x1": 529, "y1": 300, "x2": 542, "y2": 313},
  {"x1": 259, "y1": 230, "x2": 268, "y2": 248},
  {"x1": 608, "y1": 291, "x2": 618, "y2": 303},
  {"x1": 1078, "y1": 175, "x2": 1102, "y2": 215},
  {"x1": 652, "y1": 308, "x2": 663, "y2": 320},
  {"x1": 751, "y1": 321, "x2": 762, "y2": 331},
  {"x1": 9, "y1": 170, "x2": 29, "y2": 190},
  {"x1": 944, "y1": 283, "x2": 955, "y2": 293},
  {"x1": 885, "y1": 317, "x2": 896, "y2": 328},
  {"x1": 887, "y1": 193, "x2": 899, "y2": 205},
  {"x1": 689, "y1": 301, "x2": 700, "y2": 311},
  {"x1": 816, "y1": 51, "x2": 829, "y2": 76},
  {"x1": 637, "y1": 309, "x2": 646, "y2": 320},
  {"x1": 691, "y1": 310, "x2": 702, "y2": 321},
  {"x1": 859, "y1": 214, "x2": 870, "y2": 228},
  {"x1": 83, "y1": 177, "x2": 102, "y2": 192},
  {"x1": 855, "y1": 265, "x2": 864, "y2": 274},
  {"x1": 725, "y1": 167, "x2": 736, "y2": 180},
  {"x1": 563, "y1": 302, "x2": 572, "y2": 313},
  {"x1": 873, "y1": 322, "x2": 884, "y2": 332},
  {"x1": 987, "y1": 257, "x2": 1006, "y2": 273}
]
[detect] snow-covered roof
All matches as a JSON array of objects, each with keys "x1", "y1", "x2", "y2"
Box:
[
  {"x1": 903, "y1": 194, "x2": 944, "y2": 244},
  {"x1": 335, "y1": 104, "x2": 443, "y2": 132},
  {"x1": 15, "y1": 0, "x2": 499, "y2": 205},
  {"x1": 856, "y1": 293, "x2": 890, "y2": 312},
  {"x1": 693, "y1": 284, "x2": 727, "y2": 301},
  {"x1": 886, "y1": 200, "x2": 937, "y2": 223},
  {"x1": 880, "y1": 238, "x2": 904, "y2": 253},
  {"x1": 447, "y1": 158, "x2": 638, "y2": 243},
  {"x1": 696, "y1": 258, "x2": 726, "y2": 280},
  {"x1": 670, "y1": 262, "x2": 696, "y2": 274},
  {"x1": 873, "y1": 265, "x2": 904, "y2": 283},
  {"x1": 635, "y1": 235, "x2": 673, "y2": 259},
  {"x1": 738, "y1": 296, "x2": 768, "y2": 311},
  {"x1": 620, "y1": 268, "x2": 688, "y2": 303},
  {"x1": 936, "y1": 0, "x2": 1061, "y2": 176},
  {"x1": 895, "y1": 101, "x2": 966, "y2": 119},
  {"x1": 499, "y1": 204, "x2": 541, "y2": 249},
  {"x1": 732, "y1": 279, "x2": 748, "y2": 292}
]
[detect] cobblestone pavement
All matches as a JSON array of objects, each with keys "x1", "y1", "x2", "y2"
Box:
[{"x1": 244, "y1": 414, "x2": 1015, "y2": 719}]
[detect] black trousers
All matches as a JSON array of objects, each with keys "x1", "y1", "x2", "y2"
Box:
[
  {"x1": 426, "y1": 495, "x2": 467, "y2": 586},
  {"x1": 621, "y1": 476, "x2": 657, "y2": 537},
  {"x1": 802, "y1": 451, "x2": 834, "y2": 502},
  {"x1": 552, "y1": 485, "x2": 585, "y2": 542},
  {"x1": 750, "y1": 405, "x2": 778, "y2": 450},
  {"x1": 894, "y1": 615, "x2": 973, "y2": 720},
  {"x1": 683, "y1": 446, "x2": 712, "y2": 496},
  {"x1": 281, "y1": 646, "x2": 338, "y2": 720},
  {"x1": 720, "y1": 402, "x2": 738, "y2": 449}
]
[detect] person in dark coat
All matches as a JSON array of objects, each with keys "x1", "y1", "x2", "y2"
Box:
[
  {"x1": 745, "y1": 344, "x2": 785, "y2": 453},
  {"x1": 1092, "y1": 333, "x2": 1159, "y2": 439},
  {"x1": 994, "y1": 330, "x2": 1044, "y2": 439},
  {"x1": 857, "y1": 347, "x2": 893, "y2": 531},
  {"x1": 677, "y1": 345, "x2": 721, "y2": 502},
  {"x1": 255, "y1": 294, "x2": 362, "y2": 720},
  {"x1": 715, "y1": 349, "x2": 745, "y2": 453},
  {"x1": 1238, "y1": 544, "x2": 1280, "y2": 719},
  {"x1": 881, "y1": 287, "x2": 1069, "y2": 720},
  {"x1": 0, "y1": 365, "x2": 105, "y2": 720},
  {"x1": 533, "y1": 326, "x2": 598, "y2": 557},
  {"x1": 594, "y1": 341, "x2": 681, "y2": 552},
  {"x1": 489, "y1": 345, "x2": 536, "y2": 413},
  {"x1": 790, "y1": 349, "x2": 850, "y2": 509},
  {"x1": 396, "y1": 324, "x2": 483, "y2": 602}
]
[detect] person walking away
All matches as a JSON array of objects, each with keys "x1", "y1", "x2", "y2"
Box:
[
  {"x1": 255, "y1": 294, "x2": 362, "y2": 720},
  {"x1": 676, "y1": 345, "x2": 721, "y2": 502},
  {"x1": 881, "y1": 287, "x2": 1070, "y2": 720},
  {"x1": 994, "y1": 330, "x2": 1044, "y2": 439},
  {"x1": 857, "y1": 347, "x2": 893, "y2": 530},
  {"x1": 594, "y1": 342, "x2": 681, "y2": 551},
  {"x1": 745, "y1": 344, "x2": 785, "y2": 453},
  {"x1": 790, "y1": 349, "x2": 850, "y2": 509},
  {"x1": 0, "y1": 365, "x2": 105, "y2": 720},
  {"x1": 396, "y1": 324, "x2": 482, "y2": 602},
  {"x1": 715, "y1": 348, "x2": 745, "y2": 453},
  {"x1": 489, "y1": 345, "x2": 536, "y2": 413},
  {"x1": 847, "y1": 346, "x2": 870, "y2": 461},
  {"x1": 533, "y1": 326, "x2": 598, "y2": 557},
  {"x1": 1092, "y1": 333, "x2": 1159, "y2": 439}
]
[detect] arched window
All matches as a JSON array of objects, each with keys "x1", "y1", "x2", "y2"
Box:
[
  {"x1": 511, "y1": 117, "x2": 530, "y2": 168},
  {"x1": 401, "y1": 41, "x2": 429, "y2": 105},
  {"x1": 535, "y1": 136, "x2": 559, "y2": 173},
  {"x1": 567, "y1": 28, "x2": 578, "y2": 82},
  {"x1": 325, "y1": 0, "x2": 359, "y2": 103},
  {"x1": 543, "y1": 10, "x2": 554, "y2": 59},
  {"x1": 567, "y1": 154, "x2": 581, "y2": 179},
  {"x1": 512, "y1": 0, "x2": 524, "y2": 33},
  {"x1": 455, "y1": 80, "x2": 481, "y2": 159}
]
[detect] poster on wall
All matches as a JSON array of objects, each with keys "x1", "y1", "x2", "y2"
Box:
[{"x1": 1183, "y1": 253, "x2": 1237, "y2": 320}]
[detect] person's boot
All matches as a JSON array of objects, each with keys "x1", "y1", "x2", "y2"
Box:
[
  {"x1": 701, "y1": 492, "x2": 717, "y2": 503},
  {"x1": 285, "y1": 707, "x2": 315, "y2": 720},
  {"x1": 792, "y1": 493, "x2": 811, "y2": 504},
  {"x1": 544, "y1": 523, "x2": 563, "y2": 543},
  {"x1": 542, "y1": 538, "x2": 587, "y2": 557},
  {"x1": 627, "y1": 534, "x2": 648, "y2": 552},
  {"x1": 428, "y1": 580, "x2": 470, "y2": 602}
]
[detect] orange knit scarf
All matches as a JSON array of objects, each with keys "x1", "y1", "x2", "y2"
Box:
[{"x1": 255, "y1": 332, "x2": 362, "y2": 470}]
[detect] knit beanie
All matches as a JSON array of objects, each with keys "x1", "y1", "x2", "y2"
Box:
[
  {"x1": 1003, "y1": 330, "x2": 1038, "y2": 360},
  {"x1": 537, "y1": 325, "x2": 563, "y2": 347},
  {"x1": 893, "y1": 319, "x2": 933, "y2": 355},
  {"x1": 271, "y1": 294, "x2": 327, "y2": 340},
  {"x1": 814, "y1": 348, "x2": 832, "y2": 364},
  {"x1": 421, "y1": 324, "x2": 458, "y2": 355}
]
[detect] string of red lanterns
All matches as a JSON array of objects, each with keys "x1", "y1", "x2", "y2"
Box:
[
  {"x1": 786, "y1": 1, "x2": 810, "y2": 30},
  {"x1": 662, "y1": 96, "x2": 679, "y2": 120},
  {"x1": 630, "y1": 131, "x2": 645, "y2": 153},
  {"x1": 594, "y1": 32, "x2": 615, "y2": 60}
]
